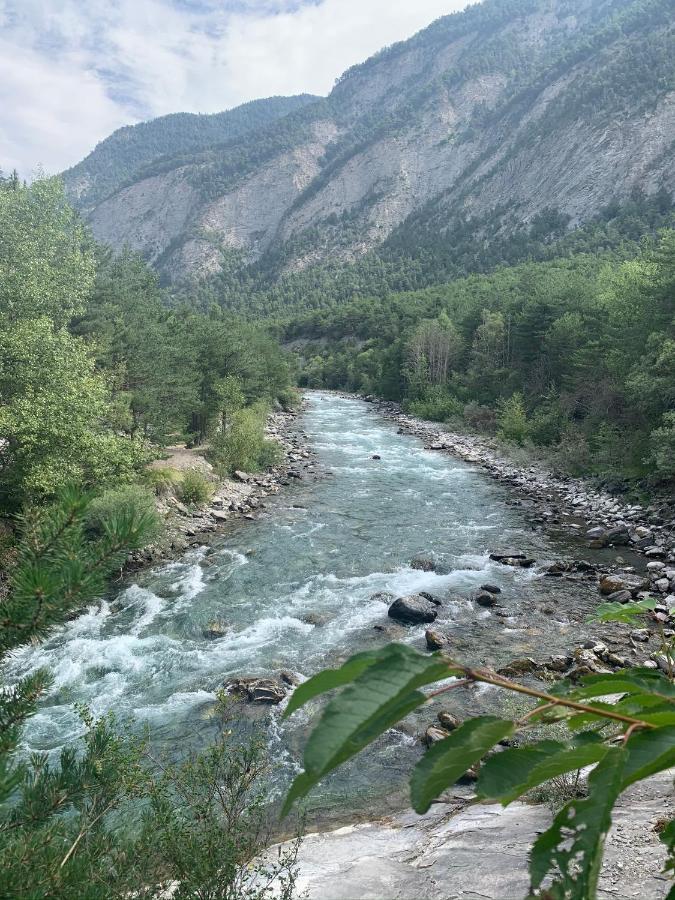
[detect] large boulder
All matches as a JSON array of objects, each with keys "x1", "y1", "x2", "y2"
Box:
[{"x1": 388, "y1": 594, "x2": 438, "y2": 624}]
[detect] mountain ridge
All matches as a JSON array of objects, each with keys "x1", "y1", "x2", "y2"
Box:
[{"x1": 63, "y1": 0, "x2": 675, "y2": 297}]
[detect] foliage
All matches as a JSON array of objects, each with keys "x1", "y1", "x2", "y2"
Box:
[
  {"x1": 84, "y1": 484, "x2": 162, "y2": 541},
  {"x1": 0, "y1": 488, "x2": 158, "y2": 803},
  {"x1": 0, "y1": 318, "x2": 151, "y2": 507},
  {"x1": 0, "y1": 176, "x2": 95, "y2": 327},
  {"x1": 208, "y1": 403, "x2": 282, "y2": 476},
  {"x1": 289, "y1": 227, "x2": 675, "y2": 485},
  {"x1": 178, "y1": 469, "x2": 213, "y2": 506},
  {"x1": 406, "y1": 387, "x2": 463, "y2": 423},
  {"x1": 0, "y1": 488, "x2": 300, "y2": 897},
  {"x1": 1, "y1": 712, "x2": 300, "y2": 899},
  {"x1": 142, "y1": 466, "x2": 183, "y2": 496},
  {"x1": 134, "y1": 730, "x2": 301, "y2": 900},
  {"x1": 283, "y1": 638, "x2": 675, "y2": 899},
  {"x1": 497, "y1": 392, "x2": 530, "y2": 445}
]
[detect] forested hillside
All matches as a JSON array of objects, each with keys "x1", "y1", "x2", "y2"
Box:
[
  {"x1": 64, "y1": 94, "x2": 318, "y2": 211},
  {"x1": 288, "y1": 225, "x2": 675, "y2": 487},
  {"x1": 64, "y1": 0, "x2": 674, "y2": 299}
]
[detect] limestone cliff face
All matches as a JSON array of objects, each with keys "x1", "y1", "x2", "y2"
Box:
[{"x1": 64, "y1": 0, "x2": 675, "y2": 283}]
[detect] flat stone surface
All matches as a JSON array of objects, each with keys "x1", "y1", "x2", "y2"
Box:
[{"x1": 276, "y1": 774, "x2": 673, "y2": 899}]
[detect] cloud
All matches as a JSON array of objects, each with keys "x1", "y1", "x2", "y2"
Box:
[{"x1": 0, "y1": 0, "x2": 471, "y2": 177}]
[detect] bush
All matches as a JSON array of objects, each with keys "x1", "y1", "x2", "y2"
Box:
[
  {"x1": 497, "y1": 392, "x2": 529, "y2": 445},
  {"x1": 652, "y1": 412, "x2": 675, "y2": 477},
  {"x1": 85, "y1": 484, "x2": 162, "y2": 541},
  {"x1": 551, "y1": 426, "x2": 592, "y2": 475},
  {"x1": 142, "y1": 466, "x2": 182, "y2": 496},
  {"x1": 529, "y1": 395, "x2": 570, "y2": 446},
  {"x1": 463, "y1": 401, "x2": 497, "y2": 432},
  {"x1": 406, "y1": 387, "x2": 463, "y2": 422},
  {"x1": 209, "y1": 403, "x2": 282, "y2": 475},
  {"x1": 178, "y1": 469, "x2": 213, "y2": 506}
]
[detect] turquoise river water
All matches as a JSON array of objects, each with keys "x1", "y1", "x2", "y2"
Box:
[{"x1": 10, "y1": 392, "x2": 604, "y2": 821}]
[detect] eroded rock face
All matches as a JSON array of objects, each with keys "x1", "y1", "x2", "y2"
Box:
[
  {"x1": 266, "y1": 774, "x2": 673, "y2": 900},
  {"x1": 66, "y1": 2, "x2": 675, "y2": 285}
]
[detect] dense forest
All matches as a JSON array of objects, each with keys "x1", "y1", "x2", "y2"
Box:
[{"x1": 287, "y1": 224, "x2": 675, "y2": 488}]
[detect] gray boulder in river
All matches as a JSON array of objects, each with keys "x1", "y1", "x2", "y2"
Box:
[{"x1": 388, "y1": 594, "x2": 438, "y2": 624}]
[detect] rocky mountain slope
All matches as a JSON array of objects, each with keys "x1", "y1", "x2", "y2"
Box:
[{"x1": 64, "y1": 0, "x2": 675, "y2": 287}]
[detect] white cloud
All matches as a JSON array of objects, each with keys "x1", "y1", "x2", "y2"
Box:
[{"x1": 0, "y1": 0, "x2": 471, "y2": 177}]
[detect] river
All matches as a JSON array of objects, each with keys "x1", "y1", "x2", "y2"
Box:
[{"x1": 10, "y1": 392, "x2": 604, "y2": 822}]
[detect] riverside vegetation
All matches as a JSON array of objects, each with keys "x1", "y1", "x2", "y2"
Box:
[{"x1": 0, "y1": 174, "x2": 300, "y2": 897}]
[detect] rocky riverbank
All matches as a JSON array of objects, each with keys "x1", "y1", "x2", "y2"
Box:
[
  {"x1": 365, "y1": 396, "x2": 675, "y2": 604},
  {"x1": 127, "y1": 402, "x2": 316, "y2": 569}
]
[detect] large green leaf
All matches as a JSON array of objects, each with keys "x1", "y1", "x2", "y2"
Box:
[
  {"x1": 283, "y1": 648, "x2": 386, "y2": 718},
  {"x1": 589, "y1": 598, "x2": 658, "y2": 623},
  {"x1": 529, "y1": 747, "x2": 627, "y2": 898},
  {"x1": 622, "y1": 725, "x2": 675, "y2": 787},
  {"x1": 478, "y1": 741, "x2": 608, "y2": 805},
  {"x1": 410, "y1": 716, "x2": 514, "y2": 814},
  {"x1": 282, "y1": 644, "x2": 450, "y2": 816}
]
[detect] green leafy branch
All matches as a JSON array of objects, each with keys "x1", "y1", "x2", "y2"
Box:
[{"x1": 282, "y1": 640, "x2": 675, "y2": 899}]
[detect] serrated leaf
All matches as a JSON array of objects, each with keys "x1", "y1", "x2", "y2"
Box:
[
  {"x1": 622, "y1": 725, "x2": 675, "y2": 787},
  {"x1": 282, "y1": 644, "x2": 450, "y2": 816},
  {"x1": 529, "y1": 747, "x2": 627, "y2": 898},
  {"x1": 283, "y1": 648, "x2": 385, "y2": 718},
  {"x1": 410, "y1": 716, "x2": 514, "y2": 814},
  {"x1": 479, "y1": 741, "x2": 608, "y2": 805},
  {"x1": 553, "y1": 668, "x2": 675, "y2": 702}
]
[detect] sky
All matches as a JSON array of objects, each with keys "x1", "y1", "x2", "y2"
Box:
[{"x1": 0, "y1": 0, "x2": 470, "y2": 178}]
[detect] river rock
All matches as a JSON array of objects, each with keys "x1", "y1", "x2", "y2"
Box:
[
  {"x1": 500, "y1": 557, "x2": 536, "y2": 568},
  {"x1": 548, "y1": 654, "x2": 573, "y2": 672},
  {"x1": 226, "y1": 677, "x2": 287, "y2": 704},
  {"x1": 370, "y1": 591, "x2": 395, "y2": 605},
  {"x1": 425, "y1": 628, "x2": 448, "y2": 650},
  {"x1": 489, "y1": 550, "x2": 526, "y2": 561},
  {"x1": 203, "y1": 620, "x2": 229, "y2": 639},
  {"x1": 437, "y1": 711, "x2": 461, "y2": 731},
  {"x1": 371, "y1": 454, "x2": 381, "y2": 460},
  {"x1": 475, "y1": 591, "x2": 498, "y2": 608},
  {"x1": 599, "y1": 572, "x2": 648, "y2": 596},
  {"x1": 587, "y1": 525, "x2": 631, "y2": 548},
  {"x1": 410, "y1": 554, "x2": 437, "y2": 572},
  {"x1": 480, "y1": 584, "x2": 501, "y2": 594},
  {"x1": 497, "y1": 657, "x2": 540, "y2": 676},
  {"x1": 423, "y1": 725, "x2": 450, "y2": 746},
  {"x1": 388, "y1": 595, "x2": 438, "y2": 624},
  {"x1": 605, "y1": 589, "x2": 633, "y2": 604}
]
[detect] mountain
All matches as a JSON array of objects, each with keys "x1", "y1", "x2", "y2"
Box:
[
  {"x1": 63, "y1": 94, "x2": 319, "y2": 212},
  {"x1": 64, "y1": 0, "x2": 675, "y2": 291}
]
